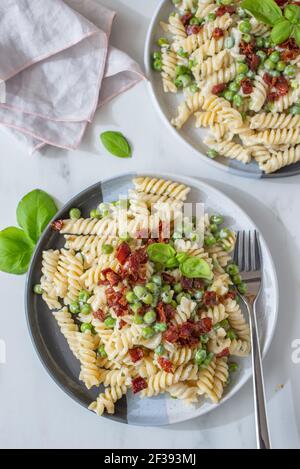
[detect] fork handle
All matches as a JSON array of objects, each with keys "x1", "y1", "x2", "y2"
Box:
[{"x1": 246, "y1": 300, "x2": 271, "y2": 449}]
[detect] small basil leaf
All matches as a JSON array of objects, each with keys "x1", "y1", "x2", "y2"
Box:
[
  {"x1": 147, "y1": 243, "x2": 176, "y2": 264},
  {"x1": 0, "y1": 227, "x2": 34, "y2": 275},
  {"x1": 100, "y1": 131, "x2": 132, "y2": 158},
  {"x1": 180, "y1": 257, "x2": 213, "y2": 280},
  {"x1": 271, "y1": 19, "x2": 292, "y2": 45},
  {"x1": 292, "y1": 24, "x2": 300, "y2": 47},
  {"x1": 17, "y1": 189, "x2": 58, "y2": 244},
  {"x1": 241, "y1": 0, "x2": 283, "y2": 26},
  {"x1": 284, "y1": 4, "x2": 300, "y2": 24},
  {"x1": 165, "y1": 257, "x2": 179, "y2": 269}
]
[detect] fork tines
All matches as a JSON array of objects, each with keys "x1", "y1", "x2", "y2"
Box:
[{"x1": 234, "y1": 230, "x2": 262, "y2": 272}]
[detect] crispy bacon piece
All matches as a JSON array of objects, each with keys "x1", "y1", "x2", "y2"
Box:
[
  {"x1": 212, "y1": 27, "x2": 224, "y2": 39},
  {"x1": 193, "y1": 279, "x2": 205, "y2": 290},
  {"x1": 281, "y1": 49, "x2": 299, "y2": 62},
  {"x1": 275, "y1": 75, "x2": 289, "y2": 96},
  {"x1": 119, "y1": 319, "x2": 127, "y2": 329},
  {"x1": 186, "y1": 24, "x2": 202, "y2": 36},
  {"x1": 51, "y1": 219, "x2": 64, "y2": 231},
  {"x1": 267, "y1": 91, "x2": 280, "y2": 102},
  {"x1": 181, "y1": 12, "x2": 193, "y2": 26},
  {"x1": 181, "y1": 276, "x2": 194, "y2": 291},
  {"x1": 158, "y1": 357, "x2": 174, "y2": 373},
  {"x1": 157, "y1": 301, "x2": 167, "y2": 323},
  {"x1": 195, "y1": 317, "x2": 213, "y2": 334},
  {"x1": 105, "y1": 287, "x2": 128, "y2": 316},
  {"x1": 164, "y1": 324, "x2": 179, "y2": 343},
  {"x1": 129, "y1": 347, "x2": 144, "y2": 363},
  {"x1": 116, "y1": 242, "x2": 131, "y2": 265},
  {"x1": 247, "y1": 53, "x2": 260, "y2": 72},
  {"x1": 212, "y1": 83, "x2": 227, "y2": 95},
  {"x1": 241, "y1": 78, "x2": 253, "y2": 95},
  {"x1": 134, "y1": 247, "x2": 148, "y2": 264},
  {"x1": 132, "y1": 376, "x2": 147, "y2": 394},
  {"x1": 101, "y1": 268, "x2": 121, "y2": 286},
  {"x1": 93, "y1": 309, "x2": 106, "y2": 321},
  {"x1": 215, "y1": 5, "x2": 235, "y2": 16},
  {"x1": 162, "y1": 272, "x2": 175, "y2": 284},
  {"x1": 223, "y1": 291, "x2": 237, "y2": 301},
  {"x1": 263, "y1": 73, "x2": 276, "y2": 87},
  {"x1": 203, "y1": 291, "x2": 218, "y2": 306},
  {"x1": 217, "y1": 347, "x2": 230, "y2": 358},
  {"x1": 165, "y1": 304, "x2": 176, "y2": 321}
]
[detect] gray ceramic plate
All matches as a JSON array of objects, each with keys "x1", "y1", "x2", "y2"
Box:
[
  {"x1": 25, "y1": 173, "x2": 278, "y2": 425},
  {"x1": 144, "y1": 0, "x2": 300, "y2": 178}
]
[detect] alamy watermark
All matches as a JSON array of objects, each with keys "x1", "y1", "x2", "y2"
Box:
[{"x1": 0, "y1": 339, "x2": 6, "y2": 364}]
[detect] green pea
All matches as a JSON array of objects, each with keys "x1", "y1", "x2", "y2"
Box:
[
  {"x1": 177, "y1": 47, "x2": 189, "y2": 58},
  {"x1": 33, "y1": 284, "x2": 43, "y2": 295},
  {"x1": 151, "y1": 274, "x2": 162, "y2": 286},
  {"x1": 227, "y1": 329, "x2": 237, "y2": 340},
  {"x1": 226, "y1": 263, "x2": 239, "y2": 276},
  {"x1": 80, "y1": 303, "x2": 91, "y2": 315},
  {"x1": 236, "y1": 73, "x2": 246, "y2": 84},
  {"x1": 285, "y1": 65, "x2": 296, "y2": 77},
  {"x1": 154, "y1": 322, "x2": 167, "y2": 333},
  {"x1": 175, "y1": 65, "x2": 189, "y2": 77},
  {"x1": 70, "y1": 301, "x2": 80, "y2": 314},
  {"x1": 98, "y1": 344, "x2": 107, "y2": 358},
  {"x1": 189, "y1": 17, "x2": 200, "y2": 25},
  {"x1": 161, "y1": 291, "x2": 173, "y2": 304},
  {"x1": 133, "y1": 285, "x2": 147, "y2": 299},
  {"x1": 200, "y1": 334, "x2": 209, "y2": 344},
  {"x1": 69, "y1": 208, "x2": 81, "y2": 220},
  {"x1": 229, "y1": 82, "x2": 240, "y2": 93},
  {"x1": 79, "y1": 290, "x2": 90, "y2": 303},
  {"x1": 101, "y1": 244, "x2": 114, "y2": 254},
  {"x1": 194, "y1": 290, "x2": 203, "y2": 301},
  {"x1": 269, "y1": 51, "x2": 280, "y2": 63},
  {"x1": 153, "y1": 59, "x2": 162, "y2": 71},
  {"x1": 237, "y1": 63, "x2": 248, "y2": 74},
  {"x1": 202, "y1": 352, "x2": 214, "y2": 367},
  {"x1": 155, "y1": 344, "x2": 165, "y2": 355},
  {"x1": 256, "y1": 37, "x2": 264, "y2": 48},
  {"x1": 224, "y1": 90, "x2": 235, "y2": 102},
  {"x1": 247, "y1": 70, "x2": 255, "y2": 79},
  {"x1": 242, "y1": 33, "x2": 252, "y2": 43},
  {"x1": 211, "y1": 214, "x2": 224, "y2": 225},
  {"x1": 98, "y1": 202, "x2": 110, "y2": 215},
  {"x1": 170, "y1": 300, "x2": 177, "y2": 309},
  {"x1": 80, "y1": 323, "x2": 93, "y2": 333},
  {"x1": 264, "y1": 59, "x2": 275, "y2": 71},
  {"x1": 237, "y1": 7, "x2": 246, "y2": 17},
  {"x1": 153, "y1": 51, "x2": 162, "y2": 60},
  {"x1": 151, "y1": 296, "x2": 159, "y2": 308},
  {"x1": 145, "y1": 282, "x2": 158, "y2": 294},
  {"x1": 142, "y1": 293, "x2": 153, "y2": 305},
  {"x1": 142, "y1": 326, "x2": 155, "y2": 339},
  {"x1": 219, "y1": 319, "x2": 229, "y2": 330},
  {"x1": 233, "y1": 94, "x2": 244, "y2": 107},
  {"x1": 132, "y1": 313, "x2": 144, "y2": 325},
  {"x1": 276, "y1": 61, "x2": 286, "y2": 72},
  {"x1": 175, "y1": 74, "x2": 192, "y2": 88},
  {"x1": 131, "y1": 302, "x2": 142, "y2": 314},
  {"x1": 104, "y1": 316, "x2": 116, "y2": 328},
  {"x1": 219, "y1": 228, "x2": 230, "y2": 239},
  {"x1": 195, "y1": 348, "x2": 207, "y2": 365},
  {"x1": 157, "y1": 37, "x2": 169, "y2": 47},
  {"x1": 144, "y1": 310, "x2": 157, "y2": 324},
  {"x1": 210, "y1": 223, "x2": 219, "y2": 234},
  {"x1": 232, "y1": 274, "x2": 242, "y2": 285},
  {"x1": 229, "y1": 362, "x2": 239, "y2": 373},
  {"x1": 238, "y1": 282, "x2": 247, "y2": 295},
  {"x1": 176, "y1": 292, "x2": 191, "y2": 303},
  {"x1": 207, "y1": 13, "x2": 216, "y2": 21},
  {"x1": 189, "y1": 83, "x2": 199, "y2": 94},
  {"x1": 270, "y1": 70, "x2": 280, "y2": 78},
  {"x1": 290, "y1": 104, "x2": 300, "y2": 115},
  {"x1": 207, "y1": 149, "x2": 218, "y2": 159},
  {"x1": 225, "y1": 37, "x2": 235, "y2": 49},
  {"x1": 161, "y1": 284, "x2": 170, "y2": 293},
  {"x1": 90, "y1": 209, "x2": 101, "y2": 219},
  {"x1": 256, "y1": 50, "x2": 266, "y2": 62},
  {"x1": 204, "y1": 235, "x2": 217, "y2": 246},
  {"x1": 173, "y1": 283, "x2": 183, "y2": 293},
  {"x1": 126, "y1": 291, "x2": 137, "y2": 303}
]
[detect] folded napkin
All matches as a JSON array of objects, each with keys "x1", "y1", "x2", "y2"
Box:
[{"x1": 0, "y1": 0, "x2": 144, "y2": 152}]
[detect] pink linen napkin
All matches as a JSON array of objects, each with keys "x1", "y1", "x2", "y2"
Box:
[{"x1": 0, "y1": 0, "x2": 144, "y2": 153}]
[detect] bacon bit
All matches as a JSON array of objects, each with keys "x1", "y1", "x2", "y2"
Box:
[
  {"x1": 116, "y1": 242, "x2": 131, "y2": 265},
  {"x1": 132, "y1": 376, "x2": 147, "y2": 394},
  {"x1": 181, "y1": 276, "x2": 194, "y2": 291},
  {"x1": 263, "y1": 73, "x2": 275, "y2": 87},
  {"x1": 247, "y1": 53, "x2": 260, "y2": 72},
  {"x1": 119, "y1": 319, "x2": 127, "y2": 329},
  {"x1": 280, "y1": 49, "x2": 299, "y2": 62},
  {"x1": 158, "y1": 221, "x2": 169, "y2": 243},
  {"x1": 101, "y1": 268, "x2": 121, "y2": 287},
  {"x1": 51, "y1": 219, "x2": 64, "y2": 231},
  {"x1": 223, "y1": 291, "x2": 237, "y2": 301},
  {"x1": 193, "y1": 279, "x2": 205, "y2": 290},
  {"x1": 93, "y1": 309, "x2": 106, "y2": 321},
  {"x1": 129, "y1": 347, "x2": 144, "y2": 363},
  {"x1": 164, "y1": 304, "x2": 176, "y2": 321},
  {"x1": 156, "y1": 302, "x2": 167, "y2": 323},
  {"x1": 212, "y1": 83, "x2": 227, "y2": 95},
  {"x1": 195, "y1": 317, "x2": 213, "y2": 334},
  {"x1": 203, "y1": 291, "x2": 218, "y2": 306},
  {"x1": 275, "y1": 0, "x2": 287, "y2": 5},
  {"x1": 105, "y1": 287, "x2": 128, "y2": 316},
  {"x1": 212, "y1": 27, "x2": 224, "y2": 39},
  {"x1": 241, "y1": 78, "x2": 253, "y2": 95},
  {"x1": 267, "y1": 91, "x2": 280, "y2": 102},
  {"x1": 280, "y1": 38, "x2": 300, "y2": 50},
  {"x1": 186, "y1": 24, "x2": 202, "y2": 36},
  {"x1": 275, "y1": 75, "x2": 289, "y2": 96},
  {"x1": 158, "y1": 357, "x2": 174, "y2": 373},
  {"x1": 164, "y1": 324, "x2": 179, "y2": 343},
  {"x1": 162, "y1": 272, "x2": 175, "y2": 284},
  {"x1": 217, "y1": 347, "x2": 230, "y2": 358},
  {"x1": 181, "y1": 12, "x2": 193, "y2": 26},
  {"x1": 240, "y1": 40, "x2": 255, "y2": 57},
  {"x1": 215, "y1": 5, "x2": 235, "y2": 16},
  {"x1": 134, "y1": 247, "x2": 148, "y2": 264}
]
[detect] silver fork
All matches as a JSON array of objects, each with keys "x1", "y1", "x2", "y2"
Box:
[{"x1": 233, "y1": 230, "x2": 271, "y2": 450}]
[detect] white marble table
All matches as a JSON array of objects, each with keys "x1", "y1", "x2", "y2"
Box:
[{"x1": 0, "y1": 0, "x2": 300, "y2": 450}]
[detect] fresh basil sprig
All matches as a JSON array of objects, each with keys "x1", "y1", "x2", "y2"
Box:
[
  {"x1": 0, "y1": 189, "x2": 58, "y2": 275},
  {"x1": 147, "y1": 243, "x2": 176, "y2": 264},
  {"x1": 100, "y1": 131, "x2": 132, "y2": 158},
  {"x1": 241, "y1": 0, "x2": 300, "y2": 46},
  {"x1": 180, "y1": 257, "x2": 213, "y2": 280}
]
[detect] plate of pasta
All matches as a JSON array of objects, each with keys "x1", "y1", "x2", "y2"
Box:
[
  {"x1": 26, "y1": 173, "x2": 278, "y2": 425},
  {"x1": 145, "y1": 0, "x2": 300, "y2": 177}
]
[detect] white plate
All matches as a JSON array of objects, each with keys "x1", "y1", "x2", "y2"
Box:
[{"x1": 144, "y1": 0, "x2": 300, "y2": 179}]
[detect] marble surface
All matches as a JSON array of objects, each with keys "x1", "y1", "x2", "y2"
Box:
[{"x1": 0, "y1": 0, "x2": 300, "y2": 450}]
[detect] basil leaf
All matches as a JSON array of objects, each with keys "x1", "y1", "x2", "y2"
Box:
[
  {"x1": 0, "y1": 227, "x2": 34, "y2": 275},
  {"x1": 147, "y1": 243, "x2": 176, "y2": 264},
  {"x1": 180, "y1": 257, "x2": 213, "y2": 280},
  {"x1": 100, "y1": 131, "x2": 132, "y2": 158},
  {"x1": 292, "y1": 24, "x2": 300, "y2": 47},
  {"x1": 241, "y1": 0, "x2": 283, "y2": 26},
  {"x1": 284, "y1": 4, "x2": 300, "y2": 24},
  {"x1": 17, "y1": 189, "x2": 58, "y2": 244},
  {"x1": 271, "y1": 19, "x2": 292, "y2": 45}
]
